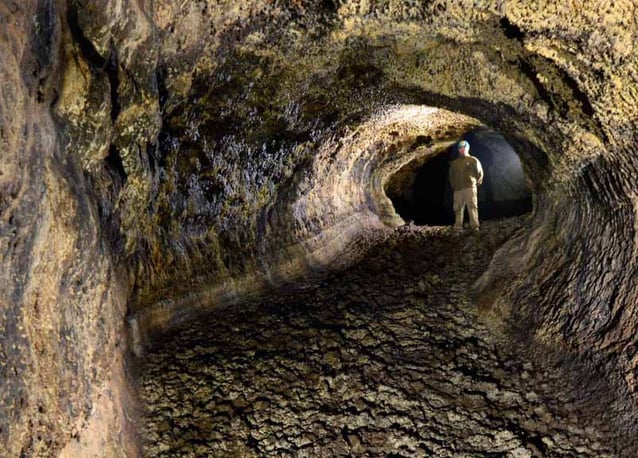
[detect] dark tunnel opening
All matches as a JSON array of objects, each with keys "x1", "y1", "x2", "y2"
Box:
[{"x1": 386, "y1": 129, "x2": 533, "y2": 226}]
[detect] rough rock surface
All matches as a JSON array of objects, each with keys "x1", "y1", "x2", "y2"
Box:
[
  {"x1": 2, "y1": 0, "x2": 638, "y2": 455},
  {"x1": 0, "y1": 2, "x2": 135, "y2": 456},
  {"x1": 140, "y1": 218, "x2": 636, "y2": 457}
]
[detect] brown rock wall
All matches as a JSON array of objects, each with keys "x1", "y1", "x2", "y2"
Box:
[
  {"x1": 1, "y1": 1, "x2": 135, "y2": 456},
  {"x1": 2, "y1": 0, "x2": 638, "y2": 455}
]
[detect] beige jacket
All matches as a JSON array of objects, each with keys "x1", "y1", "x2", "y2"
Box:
[{"x1": 449, "y1": 156, "x2": 483, "y2": 191}]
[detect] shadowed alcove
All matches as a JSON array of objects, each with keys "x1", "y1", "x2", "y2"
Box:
[{"x1": 385, "y1": 129, "x2": 533, "y2": 226}]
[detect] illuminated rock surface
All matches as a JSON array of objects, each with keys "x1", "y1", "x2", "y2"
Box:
[
  {"x1": 140, "y1": 219, "x2": 633, "y2": 456},
  {"x1": 1, "y1": 0, "x2": 638, "y2": 456}
]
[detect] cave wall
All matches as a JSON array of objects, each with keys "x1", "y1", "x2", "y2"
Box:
[
  {"x1": 1, "y1": 0, "x2": 638, "y2": 455},
  {"x1": 0, "y1": 1, "x2": 136, "y2": 456}
]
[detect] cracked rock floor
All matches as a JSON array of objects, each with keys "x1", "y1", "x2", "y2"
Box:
[{"x1": 138, "y1": 218, "x2": 631, "y2": 457}]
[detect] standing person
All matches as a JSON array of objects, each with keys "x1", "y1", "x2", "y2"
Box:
[{"x1": 448, "y1": 140, "x2": 483, "y2": 231}]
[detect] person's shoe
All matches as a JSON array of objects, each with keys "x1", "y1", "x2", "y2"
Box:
[{"x1": 470, "y1": 226, "x2": 480, "y2": 233}]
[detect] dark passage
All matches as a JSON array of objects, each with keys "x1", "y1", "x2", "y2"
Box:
[{"x1": 386, "y1": 129, "x2": 533, "y2": 226}]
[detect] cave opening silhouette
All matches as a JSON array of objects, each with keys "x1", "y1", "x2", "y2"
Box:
[{"x1": 386, "y1": 129, "x2": 533, "y2": 226}]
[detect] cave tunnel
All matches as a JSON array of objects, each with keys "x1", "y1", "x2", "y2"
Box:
[
  {"x1": 3, "y1": 1, "x2": 638, "y2": 457},
  {"x1": 386, "y1": 129, "x2": 533, "y2": 226}
]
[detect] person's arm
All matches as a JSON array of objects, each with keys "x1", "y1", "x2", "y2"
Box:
[{"x1": 475, "y1": 159, "x2": 484, "y2": 185}]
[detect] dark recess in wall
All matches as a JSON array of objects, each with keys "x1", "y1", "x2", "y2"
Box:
[
  {"x1": 105, "y1": 144, "x2": 127, "y2": 183},
  {"x1": 500, "y1": 17, "x2": 525, "y2": 42}
]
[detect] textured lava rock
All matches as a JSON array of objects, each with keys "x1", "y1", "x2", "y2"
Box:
[
  {"x1": 139, "y1": 219, "x2": 636, "y2": 457},
  {"x1": 0, "y1": 2, "x2": 136, "y2": 457},
  {"x1": 2, "y1": 0, "x2": 638, "y2": 455}
]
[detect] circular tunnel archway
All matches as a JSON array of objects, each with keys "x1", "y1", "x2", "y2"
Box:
[{"x1": 385, "y1": 128, "x2": 533, "y2": 226}]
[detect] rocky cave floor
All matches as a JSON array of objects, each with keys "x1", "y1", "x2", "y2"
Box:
[{"x1": 138, "y1": 217, "x2": 631, "y2": 457}]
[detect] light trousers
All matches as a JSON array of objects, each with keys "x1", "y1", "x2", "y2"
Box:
[{"x1": 453, "y1": 186, "x2": 479, "y2": 229}]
